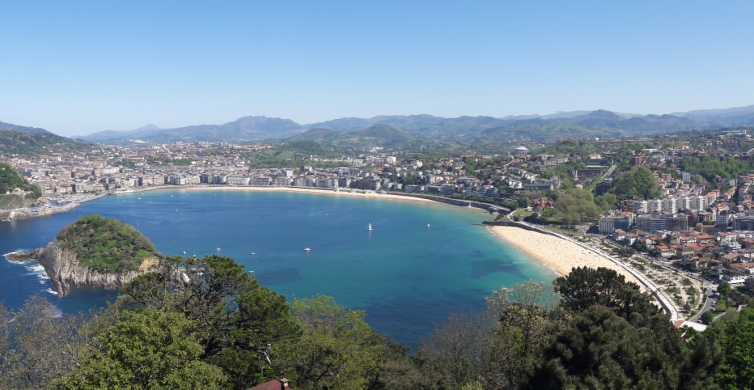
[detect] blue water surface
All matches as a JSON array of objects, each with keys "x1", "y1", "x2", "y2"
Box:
[{"x1": 0, "y1": 190, "x2": 554, "y2": 347}]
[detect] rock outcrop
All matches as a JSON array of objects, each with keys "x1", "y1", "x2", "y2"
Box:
[{"x1": 38, "y1": 242, "x2": 161, "y2": 297}]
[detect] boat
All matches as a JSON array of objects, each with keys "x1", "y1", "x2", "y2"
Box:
[
  {"x1": 367, "y1": 223, "x2": 373, "y2": 231},
  {"x1": 304, "y1": 247, "x2": 312, "y2": 253},
  {"x1": 426, "y1": 223, "x2": 431, "y2": 229},
  {"x1": 249, "y1": 251, "x2": 256, "y2": 255}
]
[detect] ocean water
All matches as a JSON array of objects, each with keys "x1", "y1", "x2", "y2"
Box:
[{"x1": 0, "y1": 190, "x2": 554, "y2": 347}]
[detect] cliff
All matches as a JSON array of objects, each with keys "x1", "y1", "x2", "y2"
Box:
[{"x1": 38, "y1": 241, "x2": 161, "y2": 297}]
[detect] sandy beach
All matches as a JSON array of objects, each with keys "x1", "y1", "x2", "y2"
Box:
[
  {"x1": 487, "y1": 225, "x2": 641, "y2": 285},
  {"x1": 171, "y1": 185, "x2": 436, "y2": 205}
]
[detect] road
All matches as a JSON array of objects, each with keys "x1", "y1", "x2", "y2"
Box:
[{"x1": 509, "y1": 218, "x2": 681, "y2": 322}]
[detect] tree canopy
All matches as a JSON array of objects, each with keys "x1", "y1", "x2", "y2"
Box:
[
  {"x1": 57, "y1": 215, "x2": 158, "y2": 273},
  {"x1": 0, "y1": 162, "x2": 40, "y2": 198},
  {"x1": 610, "y1": 166, "x2": 662, "y2": 200},
  {"x1": 4, "y1": 252, "x2": 752, "y2": 389},
  {"x1": 681, "y1": 156, "x2": 754, "y2": 185},
  {"x1": 542, "y1": 187, "x2": 602, "y2": 225}
]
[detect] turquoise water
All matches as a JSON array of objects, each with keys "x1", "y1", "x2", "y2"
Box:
[{"x1": 0, "y1": 190, "x2": 553, "y2": 347}]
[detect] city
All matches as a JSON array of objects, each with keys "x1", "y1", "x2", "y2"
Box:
[{"x1": 1, "y1": 1, "x2": 753, "y2": 389}]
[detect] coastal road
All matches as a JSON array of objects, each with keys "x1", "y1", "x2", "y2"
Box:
[{"x1": 514, "y1": 221, "x2": 681, "y2": 322}]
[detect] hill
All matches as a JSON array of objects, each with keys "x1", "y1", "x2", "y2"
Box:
[
  {"x1": 0, "y1": 121, "x2": 88, "y2": 155},
  {"x1": 674, "y1": 104, "x2": 754, "y2": 127},
  {"x1": 0, "y1": 163, "x2": 38, "y2": 196},
  {"x1": 79, "y1": 104, "x2": 754, "y2": 146},
  {"x1": 56, "y1": 215, "x2": 158, "y2": 273},
  {"x1": 84, "y1": 116, "x2": 305, "y2": 144},
  {"x1": 0, "y1": 163, "x2": 41, "y2": 209},
  {"x1": 281, "y1": 124, "x2": 463, "y2": 154}
]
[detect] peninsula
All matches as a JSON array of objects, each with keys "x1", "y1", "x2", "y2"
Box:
[{"x1": 35, "y1": 215, "x2": 163, "y2": 296}]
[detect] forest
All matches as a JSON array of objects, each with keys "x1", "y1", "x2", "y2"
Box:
[{"x1": 1, "y1": 257, "x2": 752, "y2": 389}]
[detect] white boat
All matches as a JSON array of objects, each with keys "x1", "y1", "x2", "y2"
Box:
[
  {"x1": 427, "y1": 223, "x2": 431, "y2": 228},
  {"x1": 368, "y1": 223, "x2": 373, "y2": 231},
  {"x1": 304, "y1": 247, "x2": 312, "y2": 252},
  {"x1": 249, "y1": 252, "x2": 256, "y2": 255}
]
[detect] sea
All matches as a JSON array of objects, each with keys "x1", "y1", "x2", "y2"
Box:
[{"x1": 0, "y1": 190, "x2": 554, "y2": 347}]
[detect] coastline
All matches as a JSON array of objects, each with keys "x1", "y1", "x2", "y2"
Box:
[
  {"x1": 170, "y1": 185, "x2": 437, "y2": 205},
  {"x1": 487, "y1": 225, "x2": 643, "y2": 286},
  {"x1": 1, "y1": 183, "x2": 677, "y2": 319},
  {"x1": 0, "y1": 186, "x2": 445, "y2": 223},
  {"x1": 3, "y1": 184, "x2": 629, "y2": 283}
]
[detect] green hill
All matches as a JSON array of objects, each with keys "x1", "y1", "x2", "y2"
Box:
[
  {"x1": 57, "y1": 216, "x2": 159, "y2": 273},
  {"x1": 0, "y1": 121, "x2": 89, "y2": 155},
  {"x1": 0, "y1": 163, "x2": 41, "y2": 207}
]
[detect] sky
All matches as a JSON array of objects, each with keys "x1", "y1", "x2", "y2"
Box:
[{"x1": 1, "y1": 1, "x2": 753, "y2": 135}]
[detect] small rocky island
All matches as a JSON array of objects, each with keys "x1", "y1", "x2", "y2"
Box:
[{"x1": 34, "y1": 215, "x2": 163, "y2": 297}]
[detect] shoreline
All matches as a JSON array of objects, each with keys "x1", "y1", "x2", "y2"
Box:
[
  {"x1": 0, "y1": 186, "x2": 451, "y2": 223},
  {"x1": 166, "y1": 185, "x2": 437, "y2": 205},
  {"x1": 487, "y1": 225, "x2": 643, "y2": 286}
]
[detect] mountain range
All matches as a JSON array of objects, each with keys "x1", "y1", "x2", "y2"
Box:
[
  {"x1": 79, "y1": 105, "x2": 754, "y2": 146},
  {"x1": 2, "y1": 105, "x2": 754, "y2": 155}
]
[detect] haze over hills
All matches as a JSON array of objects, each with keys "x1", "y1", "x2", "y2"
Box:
[
  {"x1": 78, "y1": 105, "x2": 754, "y2": 146},
  {"x1": 1, "y1": 104, "x2": 753, "y2": 151}
]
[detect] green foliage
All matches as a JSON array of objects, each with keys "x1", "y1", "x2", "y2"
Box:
[
  {"x1": 0, "y1": 297, "x2": 89, "y2": 389},
  {"x1": 528, "y1": 306, "x2": 682, "y2": 389},
  {"x1": 706, "y1": 308, "x2": 754, "y2": 388},
  {"x1": 122, "y1": 256, "x2": 301, "y2": 389},
  {"x1": 57, "y1": 215, "x2": 158, "y2": 273},
  {"x1": 278, "y1": 296, "x2": 413, "y2": 389},
  {"x1": 417, "y1": 282, "x2": 553, "y2": 389},
  {"x1": 610, "y1": 166, "x2": 662, "y2": 200},
  {"x1": 554, "y1": 266, "x2": 659, "y2": 320},
  {"x1": 681, "y1": 156, "x2": 754, "y2": 184},
  {"x1": 6, "y1": 221, "x2": 754, "y2": 390},
  {"x1": 0, "y1": 129, "x2": 86, "y2": 156},
  {"x1": 547, "y1": 188, "x2": 602, "y2": 224},
  {"x1": 0, "y1": 163, "x2": 40, "y2": 199},
  {"x1": 595, "y1": 192, "x2": 618, "y2": 211},
  {"x1": 52, "y1": 309, "x2": 228, "y2": 389}
]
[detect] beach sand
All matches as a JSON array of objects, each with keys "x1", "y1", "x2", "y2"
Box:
[
  {"x1": 487, "y1": 225, "x2": 641, "y2": 285},
  {"x1": 173, "y1": 186, "x2": 436, "y2": 205}
]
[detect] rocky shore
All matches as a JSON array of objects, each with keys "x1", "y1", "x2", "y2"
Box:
[{"x1": 35, "y1": 242, "x2": 161, "y2": 297}]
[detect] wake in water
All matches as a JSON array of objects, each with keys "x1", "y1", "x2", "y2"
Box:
[
  {"x1": 4, "y1": 250, "x2": 55, "y2": 293},
  {"x1": 24, "y1": 263, "x2": 51, "y2": 284}
]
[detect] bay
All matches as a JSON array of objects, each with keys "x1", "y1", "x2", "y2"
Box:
[{"x1": 0, "y1": 190, "x2": 554, "y2": 347}]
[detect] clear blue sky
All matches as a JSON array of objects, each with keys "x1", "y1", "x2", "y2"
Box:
[{"x1": 1, "y1": 1, "x2": 753, "y2": 135}]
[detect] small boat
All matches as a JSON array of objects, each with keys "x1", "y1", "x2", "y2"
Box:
[
  {"x1": 304, "y1": 247, "x2": 312, "y2": 252},
  {"x1": 249, "y1": 252, "x2": 256, "y2": 255},
  {"x1": 427, "y1": 223, "x2": 431, "y2": 228},
  {"x1": 216, "y1": 247, "x2": 221, "y2": 252},
  {"x1": 367, "y1": 223, "x2": 373, "y2": 231}
]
